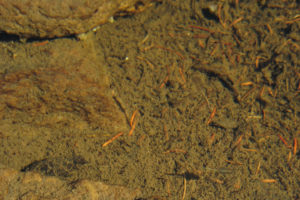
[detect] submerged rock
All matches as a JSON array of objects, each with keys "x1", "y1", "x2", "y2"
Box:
[
  {"x1": 0, "y1": 165, "x2": 141, "y2": 200},
  {"x1": 0, "y1": 36, "x2": 128, "y2": 134},
  {"x1": 0, "y1": 0, "x2": 155, "y2": 38}
]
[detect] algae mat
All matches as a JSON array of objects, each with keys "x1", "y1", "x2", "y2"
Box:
[{"x1": 0, "y1": 0, "x2": 299, "y2": 199}]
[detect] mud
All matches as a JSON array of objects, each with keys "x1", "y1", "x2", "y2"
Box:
[{"x1": 0, "y1": 0, "x2": 299, "y2": 199}]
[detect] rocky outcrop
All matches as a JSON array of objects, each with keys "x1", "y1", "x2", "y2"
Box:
[
  {"x1": 0, "y1": 34, "x2": 128, "y2": 134},
  {"x1": 0, "y1": 0, "x2": 154, "y2": 38},
  {"x1": 0, "y1": 165, "x2": 141, "y2": 200}
]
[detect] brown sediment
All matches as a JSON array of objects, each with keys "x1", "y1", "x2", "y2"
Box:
[{"x1": 0, "y1": 0, "x2": 299, "y2": 199}]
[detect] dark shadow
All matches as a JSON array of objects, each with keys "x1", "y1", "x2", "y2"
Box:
[{"x1": 0, "y1": 32, "x2": 20, "y2": 42}]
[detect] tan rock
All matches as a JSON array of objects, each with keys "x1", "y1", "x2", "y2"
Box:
[
  {"x1": 0, "y1": 166, "x2": 140, "y2": 200},
  {"x1": 22, "y1": 171, "x2": 43, "y2": 184},
  {"x1": 0, "y1": 35, "x2": 128, "y2": 134},
  {"x1": 0, "y1": 0, "x2": 154, "y2": 38}
]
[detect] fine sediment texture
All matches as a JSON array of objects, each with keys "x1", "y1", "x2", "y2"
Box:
[{"x1": 0, "y1": 0, "x2": 299, "y2": 199}]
